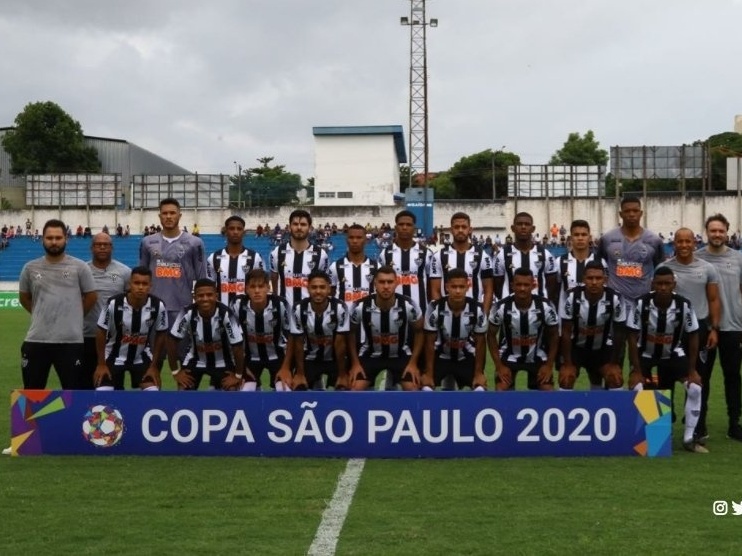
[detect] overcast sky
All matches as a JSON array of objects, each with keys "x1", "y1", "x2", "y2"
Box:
[{"x1": 1, "y1": 0, "x2": 740, "y2": 180}]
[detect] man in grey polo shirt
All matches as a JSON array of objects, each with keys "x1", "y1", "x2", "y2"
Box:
[
  {"x1": 696, "y1": 213, "x2": 742, "y2": 441},
  {"x1": 81, "y1": 232, "x2": 131, "y2": 390},
  {"x1": 658, "y1": 227, "x2": 720, "y2": 443},
  {"x1": 18, "y1": 219, "x2": 98, "y2": 389}
]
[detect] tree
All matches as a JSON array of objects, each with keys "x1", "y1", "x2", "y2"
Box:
[
  {"x1": 549, "y1": 130, "x2": 608, "y2": 166},
  {"x1": 706, "y1": 132, "x2": 742, "y2": 190},
  {"x1": 399, "y1": 164, "x2": 411, "y2": 192},
  {"x1": 447, "y1": 149, "x2": 521, "y2": 199},
  {"x1": 231, "y1": 157, "x2": 302, "y2": 207},
  {"x1": 428, "y1": 172, "x2": 456, "y2": 199},
  {"x1": 303, "y1": 176, "x2": 315, "y2": 203},
  {"x1": 1, "y1": 101, "x2": 101, "y2": 174}
]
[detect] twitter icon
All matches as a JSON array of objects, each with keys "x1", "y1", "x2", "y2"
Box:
[{"x1": 732, "y1": 501, "x2": 742, "y2": 516}]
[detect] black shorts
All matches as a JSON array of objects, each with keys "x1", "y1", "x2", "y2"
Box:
[
  {"x1": 21, "y1": 341, "x2": 85, "y2": 389},
  {"x1": 498, "y1": 360, "x2": 554, "y2": 391},
  {"x1": 433, "y1": 356, "x2": 476, "y2": 389},
  {"x1": 182, "y1": 365, "x2": 233, "y2": 391},
  {"x1": 355, "y1": 356, "x2": 413, "y2": 385},
  {"x1": 99, "y1": 362, "x2": 151, "y2": 390},
  {"x1": 570, "y1": 345, "x2": 611, "y2": 385},
  {"x1": 639, "y1": 356, "x2": 688, "y2": 389},
  {"x1": 246, "y1": 358, "x2": 284, "y2": 387}
]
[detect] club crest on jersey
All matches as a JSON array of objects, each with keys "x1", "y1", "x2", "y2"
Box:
[
  {"x1": 307, "y1": 260, "x2": 315, "y2": 270},
  {"x1": 63, "y1": 271, "x2": 70, "y2": 279},
  {"x1": 469, "y1": 259, "x2": 478, "y2": 269},
  {"x1": 110, "y1": 273, "x2": 120, "y2": 282},
  {"x1": 414, "y1": 257, "x2": 423, "y2": 266},
  {"x1": 176, "y1": 246, "x2": 186, "y2": 259}
]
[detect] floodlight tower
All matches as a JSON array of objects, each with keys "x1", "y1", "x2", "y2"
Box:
[{"x1": 401, "y1": 0, "x2": 437, "y2": 234}]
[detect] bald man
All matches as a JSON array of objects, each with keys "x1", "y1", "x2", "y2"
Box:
[
  {"x1": 81, "y1": 232, "x2": 131, "y2": 389},
  {"x1": 657, "y1": 227, "x2": 720, "y2": 444}
]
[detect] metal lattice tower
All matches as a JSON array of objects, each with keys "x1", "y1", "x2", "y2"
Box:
[{"x1": 401, "y1": 0, "x2": 436, "y2": 189}]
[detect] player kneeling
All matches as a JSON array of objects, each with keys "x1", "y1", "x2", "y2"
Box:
[
  {"x1": 94, "y1": 266, "x2": 168, "y2": 391},
  {"x1": 488, "y1": 268, "x2": 559, "y2": 390},
  {"x1": 168, "y1": 279, "x2": 254, "y2": 391},
  {"x1": 348, "y1": 266, "x2": 423, "y2": 391},
  {"x1": 558, "y1": 261, "x2": 626, "y2": 390},
  {"x1": 626, "y1": 267, "x2": 706, "y2": 453},
  {"x1": 289, "y1": 270, "x2": 351, "y2": 391},
  {"x1": 423, "y1": 268, "x2": 488, "y2": 390}
]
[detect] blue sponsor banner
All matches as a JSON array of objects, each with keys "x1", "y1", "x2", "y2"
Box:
[{"x1": 9, "y1": 390, "x2": 672, "y2": 457}]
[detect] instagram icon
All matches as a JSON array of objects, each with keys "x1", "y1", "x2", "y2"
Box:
[{"x1": 713, "y1": 501, "x2": 728, "y2": 516}]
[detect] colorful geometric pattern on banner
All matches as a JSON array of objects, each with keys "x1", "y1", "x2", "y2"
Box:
[{"x1": 9, "y1": 390, "x2": 672, "y2": 458}]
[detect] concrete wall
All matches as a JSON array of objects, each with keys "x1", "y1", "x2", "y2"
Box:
[{"x1": 2, "y1": 194, "x2": 740, "y2": 237}]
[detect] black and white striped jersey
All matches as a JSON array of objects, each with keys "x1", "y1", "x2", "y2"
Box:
[
  {"x1": 560, "y1": 286, "x2": 625, "y2": 351},
  {"x1": 626, "y1": 293, "x2": 698, "y2": 360},
  {"x1": 206, "y1": 248, "x2": 264, "y2": 306},
  {"x1": 97, "y1": 294, "x2": 168, "y2": 366},
  {"x1": 328, "y1": 256, "x2": 378, "y2": 305},
  {"x1": 269, "y1": 242, "x2": 329, "y2": 308},
  {"x1": 351, "y1": 293, "x2": 422, "y2": 359},
  {"x1": 231, "y1": 294, "x2": 290, "y2": 362},
  {"x1": 170, "y1": 303, "x2": 244, "y2": 370},
  {"x1": 289, "y1": 297, "x2": 350, "y2": 362},
  {"x1": 555, "y1": 251, "x2": 607, "y2": 308},
  {"x1": 424, "y1": 296, "x2": 488, "y2": 361},
  {"x1": 493, "y1": 244, "x2": 557, "y2": 298},
  {"x1": 489, "y1": 294, "x2": 558, "y2": 364},
  {"x1": 429, "y1": 245, "x2": 493, "y2": 302},
  {"x1": 377, "y1": 242, "x2": 433, "y2": 309}
]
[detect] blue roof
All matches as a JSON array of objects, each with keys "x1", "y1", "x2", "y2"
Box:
[{"x1": 313, "y1": 125, "x2": 407, "y2": 163}]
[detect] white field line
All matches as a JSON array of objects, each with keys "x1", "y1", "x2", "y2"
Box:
[{"x1": 307, "y1": 458, "x2": 366, "y2": 556}]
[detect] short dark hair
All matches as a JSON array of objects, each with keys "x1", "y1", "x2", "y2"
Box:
[
  {"x1": 42, "y1": 219, "x2": 66, "y2": 235},
  {"x1": 705, "y1": 213, "x2": 730, "y2": 231},
  {"x1": 159, "y1": 198, "x2": 180, "y2": 210},
  {"x1": 375, "y1": 265, "x2": 397, "y2": 279},
  {"x1": 395, "y1": 210, "x2": 416, "y2": 224},
  {"x1": 450, "y1": 212, "x2": 470, "y2": 225},
  {"x1": 570, "y1": 219, "x2": 590, "y2": 232},
  {"x1": 225, "y1": 215, "x2": 245, "y2": 228},
  {"x1": 513, "y1": 267, "x2": 534, "y2": 279},
  {"x1": 347, "y1": 223, "x2": 366, "y2": 233},
  {"x1": 130, "y1": 266, "x2": 152, "y2": 279},
  {"x1": 193, "y1": 278, "x2": 217, "y2": 291},
  {"x1": 307, "y1": 270, "x2": 330, "y2": 284},
  {"x1": 513, "y1": 212, "x2": 533, "y2": 224},
  {"x1": 584, "y1": 260, "x2": 605, "y2": 273},
  {"x1": 289, "y1": 209, "x2": 312, "y2": 226},
  {"x1": 620, "y1": 195, "x2": 641, "y2": 208},
  {"x1": 446, "y1": 268, "x2": 469, "y2": 282},
  {"x1": 654, "y1": 266, "x2": 674, "y2": 278},
  {"x1": 245, "y1": 268, "x2": 270, "y2": 285}
]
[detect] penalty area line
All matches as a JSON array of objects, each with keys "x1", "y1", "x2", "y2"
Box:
[{"x1": 307, "y1": 458, "x2": 366, "y2": 556}]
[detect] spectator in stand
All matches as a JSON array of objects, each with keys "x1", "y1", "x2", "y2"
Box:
[
  {"x1": 102, "y1": 224, "x2": 109, "y2": 235},
  {"x1": 124, "y1": 225, "x2": 130, "y2": 237},
  {"x1": 33, "y1": 229, "x2": 39, "y2": 241},
  {"x1": 76, "y1": 225, "x2": 84, "y2": 237},
  {"x1": 83, "y1": 226, "x2": 92, "y2": 238},
  {"x1": 16, "y1": 225, "x2": 22, "y2": 236},
  {"x1": 25, "y1": 218, "x2": 32, "y2": 235},
  {"x1": 115, "y1": 223, "x2": 123, "y2": 237},
  {"x1": 256, "y1": 224, "x2": 264, "y2": 237},
  {"x1": 192, "y1": 223, "x2": 200, "y2": 237}
]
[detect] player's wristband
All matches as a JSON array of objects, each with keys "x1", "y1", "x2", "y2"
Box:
[
  {"x1": 171, "y1": 365, "x2": 182, "y2": 376},
  {"x1": 234, "y1": 374, "x2": 243, "y2": 379}
]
